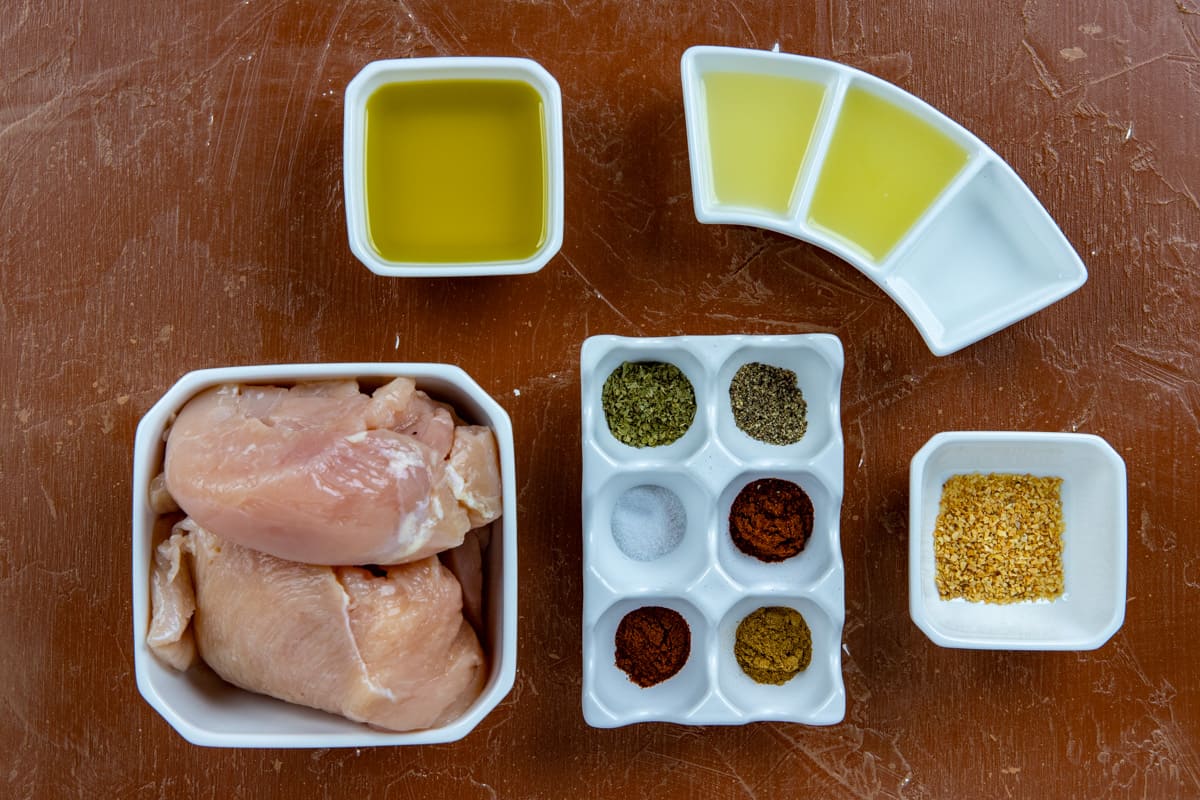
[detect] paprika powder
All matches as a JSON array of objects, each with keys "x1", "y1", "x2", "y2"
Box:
[
  {"x1": 614, "y1": 606, "x2": 691, "y2": 687},
  {"x1": 728, "y1": 478, "x2": 814, "y2": 562}
]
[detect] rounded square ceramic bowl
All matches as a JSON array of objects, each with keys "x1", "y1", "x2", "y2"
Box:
[
  {"x1": 908, "y1": 431, "x2": 1127, "y2": 650},
  {"x1": 132, "y1": 363, "x2": 517, "y2": 747},
  {"x1": 580, "y1": 334, "x2": 846, "y2": 727},
  {"x1": 343, "y1": 57, "x2": 564, "y2": 277}
]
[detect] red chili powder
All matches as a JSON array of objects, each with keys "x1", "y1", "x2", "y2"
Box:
[
  {"x1": 728, "y1": 478, "x2": 814, "y2": 562},
  {"x1": 614, "y1": 606, "x2": 691, "y2": 687}
]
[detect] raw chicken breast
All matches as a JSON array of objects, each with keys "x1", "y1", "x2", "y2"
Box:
[
  {"x1": 447, "y1": 426, "x2": 505, "y2": 528},
  {"x1": 439, "y1": 529, "x2": 485, "y2": 636},
  {"x1": 163, "y1": 378, "x2": 503, "y2": 565},
  {"x1": 149, "y1": 520, "x2": 486, "y2": 732},
  {"x1": 147, "y1": 526, "x2": 195, "y2": 671}
]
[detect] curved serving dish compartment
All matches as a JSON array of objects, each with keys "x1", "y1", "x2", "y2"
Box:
[{"x1": 682, "y1": 46, "x2": 1088, "y2": 356}]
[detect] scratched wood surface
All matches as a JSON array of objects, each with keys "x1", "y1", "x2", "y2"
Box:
[{"x1": 2, "y1": 1, "x2": 1198, "y2": 797}]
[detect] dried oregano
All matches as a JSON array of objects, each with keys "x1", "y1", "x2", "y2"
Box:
[
  {"x1": 601, "y1": 361, "x2": 696, "y2": 447},
  {"x1": 729, "y1": 362, "x2": 808, "y2": 445}
]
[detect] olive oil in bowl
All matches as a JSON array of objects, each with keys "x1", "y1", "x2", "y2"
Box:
[
  {"x1": 807, "y1": 87, "x2": 969, "y2": 263},
  {"x1": 702, "y1": 72, "x2": 826, "y2": 216},
  {"x1": 364, "y1": 79, "x2": 547, "y2": 264}
]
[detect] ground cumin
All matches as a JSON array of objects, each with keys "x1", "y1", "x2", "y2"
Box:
[
  {"x1": 728, "y1": 478, "x2": 814, "y2": 562},
  {"x1": 734, "y1": 606, "x2": 812, "y2": 685},
  {"x1": 614, "y1": 606, "x2": 691, "y2": 687}
]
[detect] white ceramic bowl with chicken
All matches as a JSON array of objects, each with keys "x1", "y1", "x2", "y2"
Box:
[{"x1": 132, "y1": 363, "x2": 517, "y2": 747}]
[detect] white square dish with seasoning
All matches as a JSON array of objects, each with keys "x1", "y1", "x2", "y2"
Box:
[{"x1": 908, "y1": 431, "x2": 1127, "y2": 650}]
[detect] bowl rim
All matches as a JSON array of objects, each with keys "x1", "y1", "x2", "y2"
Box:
[
  {"x1": 907, "y1": 430, "x2": 1127, "y2": 650},
  {"x1": 342, "y1": 56, "x2": 565, "y2": 277},
  {"x1": 132, "y1": 362, "x2": 518, "y2": 746}
]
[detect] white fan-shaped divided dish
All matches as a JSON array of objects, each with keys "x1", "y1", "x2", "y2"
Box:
[
  {"x1": 681, "y1": 46, "x2": 1088, "y2": 356},
  {"x1": 580, "y1": 335, "x2": 846, "y2": 727},
  {"x1": 132, "y1": 363, "x2": 518, "y2": 747},
  {"x1": 908, "y1": 431, "x2": 1127, "y2": 650}
]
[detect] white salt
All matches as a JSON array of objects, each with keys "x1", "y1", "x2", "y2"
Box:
[{"x1": 611, "y1": 485, "x2": 687, "y2": 561}]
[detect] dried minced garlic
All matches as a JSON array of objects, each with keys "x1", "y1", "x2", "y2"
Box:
[{"x1": 933, "y1": 473, "x2": 1065, "y2": 603}]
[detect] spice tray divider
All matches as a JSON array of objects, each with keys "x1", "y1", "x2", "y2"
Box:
[{"x1": 580, "y1": 334, "x2": 846, "y2": 727}]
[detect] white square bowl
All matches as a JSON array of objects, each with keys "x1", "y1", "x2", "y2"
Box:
[
  {"x1": 132, "y1": 363, "x2": 517, "y2": 747},
  {"x1": 343, "y1": 57, "x2": 564, "y2": 277},
  {"x1": 909, "y1": 431, "x2": 1127, "y2": 650}
]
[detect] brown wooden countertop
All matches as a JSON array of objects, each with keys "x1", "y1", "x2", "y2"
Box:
[{"x1": 2, "y1": 1, "x2": 1198, "y2": 796}]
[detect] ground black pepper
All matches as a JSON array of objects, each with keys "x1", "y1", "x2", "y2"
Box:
[{"x1": 728, "y1": 362, "x2": 808, "y2": 445}]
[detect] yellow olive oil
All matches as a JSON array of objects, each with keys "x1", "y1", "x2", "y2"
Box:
[
  {"x1": 808, "y1": 87, "x2": 968, "y2": 262},
  {"x1": 365, "y1": 79, "x2": 546, "y2": 263},
  {"x1": 703, "y1": 72, "x2": 826, "y2": 215}
]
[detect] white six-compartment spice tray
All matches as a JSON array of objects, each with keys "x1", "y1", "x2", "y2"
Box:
[{"x1": 580, "y1": 334, "x2": 846, "y2": 726}]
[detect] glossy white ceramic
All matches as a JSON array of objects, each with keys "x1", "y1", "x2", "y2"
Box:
[
  {"x1": 581, "y1": 334, "x2": 845, "y2": 726},
  {"x1": 908, "y1": 431, "x2": 1127, "y2": 650},
  {"x1": 132, "y1": 363, "x2": 517, "y2": 747},
  {"x1": 681, "y1": 46, "x2": 1088, "y2": 356}
]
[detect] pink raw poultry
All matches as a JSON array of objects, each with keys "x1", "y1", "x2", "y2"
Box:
[
  {"x1": 149, "y1": 520, "x2": 486, "y2": 731},
  {"x1": 163, "y1": 378, "x2": 502, "y2": 566}
]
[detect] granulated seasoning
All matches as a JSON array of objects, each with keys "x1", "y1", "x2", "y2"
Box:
[
  {"x1": 729, "y1": 362, "x2": 808, "y2": 445},
  {"x1": 601, "y1": 361, "x2": 696, "y2": 448},
  {"x1": 611, "y1": 484, "x2": 687, "y2": 562},
  {"x1": 728, "y1": 478, "x2": 814, "y2": 562},
  {"x1": 614, "y1": 606, "x2": 691, "y2": 687},
  {"x1": 934, "y1": 472, "x2": 1064, "y2": 603},
  {"x1": 734, "y1": 606, "x2": 812, "y2": 685}
]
